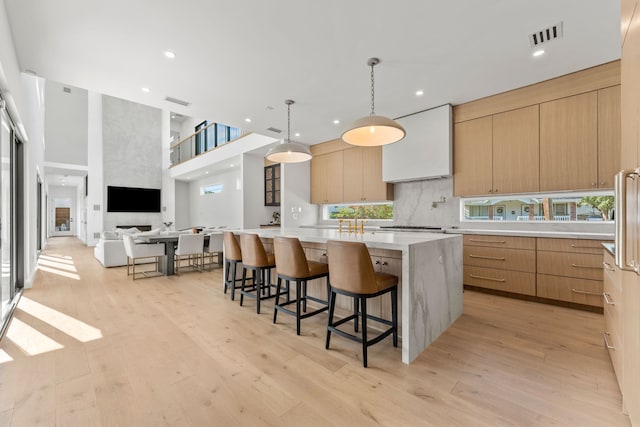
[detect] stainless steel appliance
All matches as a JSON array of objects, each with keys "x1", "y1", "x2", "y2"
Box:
[{"x1": 615, "y1": 169, "x2": 640, "y2": 271}]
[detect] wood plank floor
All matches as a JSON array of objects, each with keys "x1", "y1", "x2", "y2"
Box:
[{"x1": 0, "y1": 237, "x2": 630, "y2": 426}]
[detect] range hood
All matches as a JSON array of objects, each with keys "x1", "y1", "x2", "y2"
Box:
[{"x1": 382, "y1": 104, "x2": 452, "y2": 182}]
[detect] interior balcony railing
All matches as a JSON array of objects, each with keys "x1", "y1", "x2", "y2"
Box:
[{"x1": 170, "y1": 122, "x2": 245, "y2": 167}]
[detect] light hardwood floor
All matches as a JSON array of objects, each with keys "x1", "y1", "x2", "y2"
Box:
[{"x1": 0, "y1": 237, "x2": 630, "y2": 426}]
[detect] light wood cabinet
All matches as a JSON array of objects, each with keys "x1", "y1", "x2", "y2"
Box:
[
  {"x1": 310, "y1": 151, "x2": 344, "y2": 204},
  {"x1": 603, "y1": 250, "x2": 623, "y2": 389},
  {"x1": 462, "y1": 234, "x2": 536, "y2": 296},
  {"x1": 492, "y1": 105, "x2": 540, "y2": 194},
  {"x1": 540, "y1": 92, "x2": 598, "y2": 191},
  {"x1": 536, "y1": 237, "x2": 608, "y2": 308},
  {"x1": 454, "y1": 105, "x2": 540, "y2": 197},
  {"x1": 453, "y1": 116, "x2": 493, "y2": 196},
  {"x1": 343, "y1": 146, "x2": 393, "y2": 203},
  {"x1": 597, "y1": 85, "x2": 621, "y2": 189}
]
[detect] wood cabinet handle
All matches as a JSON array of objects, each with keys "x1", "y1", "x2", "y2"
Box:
[
  {"x1": 469, "y1": 274, "x2": 505, "y2": 282},
  {"x1": 603, "y1": 262, "x2": 615, "y2": 271},
  {"x1": 571, "y1": 288, "x2": 603, "y2": 296},
  {"x1": 469, "y1": 254, "x2": 506, "y2": 261},
  {"x1": 603, "y1": 293, "x2": 615, "y2": 305},
  {"x1": 603, "y1": 332, "x2": 615, "y2": 350},
  {"x1": 571, "y1": 263, "x2": 602, "y2": 269},
  {"x1": 469, "y1": 239, "x2": 506, "y2": 244}
]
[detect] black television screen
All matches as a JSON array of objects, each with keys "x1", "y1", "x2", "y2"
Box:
[{"x1": 107, "y1": 186, "x2": 161, "y2": 213}]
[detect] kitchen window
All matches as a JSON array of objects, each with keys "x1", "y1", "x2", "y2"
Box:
[
  {"x1": 461, "y1": 191, "x2": 614, "y2": 222},
  {"x1": 323, "y1": 202, "x2": 394, "y2": 221}
]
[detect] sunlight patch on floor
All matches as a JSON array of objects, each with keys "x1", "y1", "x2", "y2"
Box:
[
  {"x1": 39, "y1": 254, "x2": 75, "y2": 265},
  {"x1": 0, "y1": 349, "x2": 13, "y2": 364},
  {"x1": 36, "y1": 265, "x2": 80, "y2": 280},
  {"x1": 37, "y1": 258, "x2": 78, "y2": 273},
  {"x1": 6, "y1": 318, "x2": 64, "y2": 356},
  {"x1": 18, "y1": 297, "x2": 102, "y2": 342}
]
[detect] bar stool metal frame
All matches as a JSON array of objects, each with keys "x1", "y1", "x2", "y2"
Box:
[
  {"x1": 272, "y1": 236, "x2": 329, "y2": 335},
  {"x1": 222, "y1": 231, "x2": 243, "y2": 300},
  {"x1": 239, "y1": 233, "x2": 277, "y2": 314},
  {"x1": 325, "y1": 240, "x2": 398, "y2": 368}
]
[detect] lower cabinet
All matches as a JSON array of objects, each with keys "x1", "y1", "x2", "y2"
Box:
[
  {"x1": 463, "y1": 234, "x2": 611, "y2": 309},
  {"x1": 603, "y1": 250, "x2": 623, "y2": 390}
]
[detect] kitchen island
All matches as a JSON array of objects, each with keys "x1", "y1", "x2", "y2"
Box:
[{"x1": 235, "y1": 228, "x2": 463, "y2": 364}]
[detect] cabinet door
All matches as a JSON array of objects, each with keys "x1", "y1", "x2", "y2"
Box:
[
  {"x1": 492, "y1": 105, "x2": 540, "y2": 194},
  {"x1": 540, "y1": 92, "x2": 598, "y2": 191},
  {"x1": 362, "y1": 147, "x2": 392, "y2": 202},
  {"x1": 343, "y1": 147, "x2": 363, "y2": 202},
  {"x1": 453, "y1": 116, "x2": 493, "y2": 196},
  {"x1": 597, "y1": 85, "x2": 621, "y2": 189},
  {"x1": 310, "y1": 151, "x2": 344, "y2": 204}
]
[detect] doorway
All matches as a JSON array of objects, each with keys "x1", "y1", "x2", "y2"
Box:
[{"x1": 52, "y1": 197, "x2": 74, "y2": 236}]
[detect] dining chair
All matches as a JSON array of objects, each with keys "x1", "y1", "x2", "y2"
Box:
[
  {"x1": 122, "y1": 234, "x2": 165, "y2": 280},
  {"x1": 204, "y1": 232, "x2": 224, "y2": 269},
  {"x1": 174, "y1": 233, "x2": 205, "y2": 274}
]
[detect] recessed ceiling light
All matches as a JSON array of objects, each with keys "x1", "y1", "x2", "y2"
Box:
[
  {"x1": 533, "y1": 49, "x2": 545, "y2": 57},
  {"x1": 415, "y1": 90, "x2": 424, "y2": 96},
  {"x1": 245, "y1": 118, "x2": 252, "y2": 123},
  {"x1": 295, "y1": 132, "x2": 300, "y2": 137},
  {"x1": 205, "y1": 171, "x2": 209, "y2": 174},
  {"x1": 141, "y1": 87, "x2": 150, "y2": 93},
  {"x1": 333, "y1": 119, "x2": 340, "y2": 125},
  {"x1": 164, "y1": 51, "x2": 176, "y2": 59},
  {"x1": 230, "y1": 163, "x2": 234, "y2": 167}
]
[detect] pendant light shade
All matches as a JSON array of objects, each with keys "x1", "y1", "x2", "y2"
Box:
[
  {"x1": 342, "y1": 58, "x2": 406, "y2": 147},
  {"x1": 266, "y1": 99, "x2": 312, "y2": 163}
]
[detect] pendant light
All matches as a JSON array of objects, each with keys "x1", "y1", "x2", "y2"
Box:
[
  {"x1": 341, "y1": 58, "x2": 406, "y2": 147},
  {"x1": 265, "y1": 99, "x2": 312, "y2": 163}
]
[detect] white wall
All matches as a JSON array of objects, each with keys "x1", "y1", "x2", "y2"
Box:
[
  {"x1": 242, "y1": 153, "x2": 276, "y2": 228},
  {"x1": 44, "y1": 81, "x2": 88, "y2": 166},
  {"x1": 174, "y1": 180, "x2": 190, "y2": 229},
  {"x1": 281, "y1": 161, "x2": 316, "y2": 228},
  {"x1": 86, "y1": 91, "x2": 103, "y2": 246},
  {"x1": 186, "y1": 168, "x2": 243, "y2": 228}
]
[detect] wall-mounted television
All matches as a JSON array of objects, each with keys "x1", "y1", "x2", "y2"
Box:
[{"x1": 107, "y1": 186, "x2": 161, "y2": 213}]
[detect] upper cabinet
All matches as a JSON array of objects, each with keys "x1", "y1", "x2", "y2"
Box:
[
  {"x1": 344, "y1": 147, "x2": 394, "y2": 202},
  {"x1": 264, "y1": 163, "x2": 280, "y2": 206},
  {"x1": 597, "y1": 85, "x2": 621, "y2": 188},
  {"x1": 540, "y1": 92, "x2": 598, "y2": 192},
  {"x1": 492, "y1": 105, "x2": 540, "y2": 194},
  {"x1": 453, "y1": 117, "x2": 492, "y2": 196},
  {"x1": 310, "y1": 150, "x2": 344, "y2": 204},
  {"x1": 310, "y1": 140, "x2": 393, "y2": 204},
  {"x1": 453, "y1": 105, "x2": 540, "y2": 197},
  {"x1": 453, "y1": 62, "x2": 620, "y2": 197}
]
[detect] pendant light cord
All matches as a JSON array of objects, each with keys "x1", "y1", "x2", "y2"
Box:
[
  {"x1": 287, "y1": 102, "x2": 291, "y2": 143},
  {"x1": 370, "y1": 62, "x2": 376, "y2": 116}
]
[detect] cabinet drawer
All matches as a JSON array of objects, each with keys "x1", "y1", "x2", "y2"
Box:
[
  {"x1": 464, "y1": 266, "x2": 536, "y2": 296},
  {"x1": 463, "y1": 234, "x2": 535, "y2": 250},
  {"x1": 604, "y1": 309, "x2": 623, "y2": 385},
  {"x1": 604, "y1": 299, "x2": 622, "y2": 348},
  {"x1": 536, "y1": 274, "x2": 603, "y2": 307},
  {"x1": 537, "y1": 237, "x2": 611, "y2": 254},
  {"x1": 537, "y1": 251, "x2": 604, "y2": 280},
  {"x1": 463, "y1": 246, "x2": 535, "y2": 272}
]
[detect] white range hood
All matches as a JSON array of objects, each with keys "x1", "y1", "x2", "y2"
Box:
[{"x1": 382, "y1": 104, "x2": 452, "y2": 182}]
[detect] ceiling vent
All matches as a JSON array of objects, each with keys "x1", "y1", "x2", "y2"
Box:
[
  {"x1": 63, "y1": 87, "x2": 72, "y2": 93},
  {"x1": 164, "y1": 96, "x2": 190, "y2": 107},
  {"x1": 529, "y1": 22, "x2": 563, "y2": 47},
  {"x1": 266, "y1": 127, "x2": 282, "y2": 133}
]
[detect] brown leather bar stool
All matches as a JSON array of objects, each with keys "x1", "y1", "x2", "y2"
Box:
[
  {"x1": 223, "y1": 231, "x2": 243, "y2": 300},
  {"x1": 272, "y1": 236, "x2": 330, "y2": 335},
  {"x1": 325, "y1": 240, "x2": 398, "y2": 368},
  {"x1": 239, "y1": 233, "x2": 277, "y2": 314}
]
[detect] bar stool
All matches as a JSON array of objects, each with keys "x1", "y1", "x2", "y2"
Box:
[
  {"x1": 272, "y1": 236, "x2": 329, "y2": 335},
  {"x1": 223, "y1": 231, "x2": 243, "y2": 300},
  {"x1": 325, "y1": 240, "x2": 398, "y2": 368},
  {"x1": 239, "y1": 233, "x2": 276, "y2": 314}
]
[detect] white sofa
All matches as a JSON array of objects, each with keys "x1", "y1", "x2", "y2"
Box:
[{"x1": 94, "y1": 228, "x2": 162, "y2": 267}]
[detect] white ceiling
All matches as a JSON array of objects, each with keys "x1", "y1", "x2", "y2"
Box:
[{"x1": 4, "y1": 0, "x2": 621, "y2": 146}]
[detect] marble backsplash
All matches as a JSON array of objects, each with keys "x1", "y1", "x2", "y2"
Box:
[{"x1": 392, "y1": 177, "x2": 460, "y2": 227}]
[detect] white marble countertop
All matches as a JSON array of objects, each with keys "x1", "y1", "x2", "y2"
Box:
[
  {"x1": 239, "y1": 227, "x2": 460, "y2": 251},
  {"x1": 446, "y1": 228, "x2": 614, "y2": 240}
]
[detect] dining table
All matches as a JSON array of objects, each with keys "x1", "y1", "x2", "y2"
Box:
[{"x1": 137, "y1": 232, "x2": 222, "y2": 276}]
